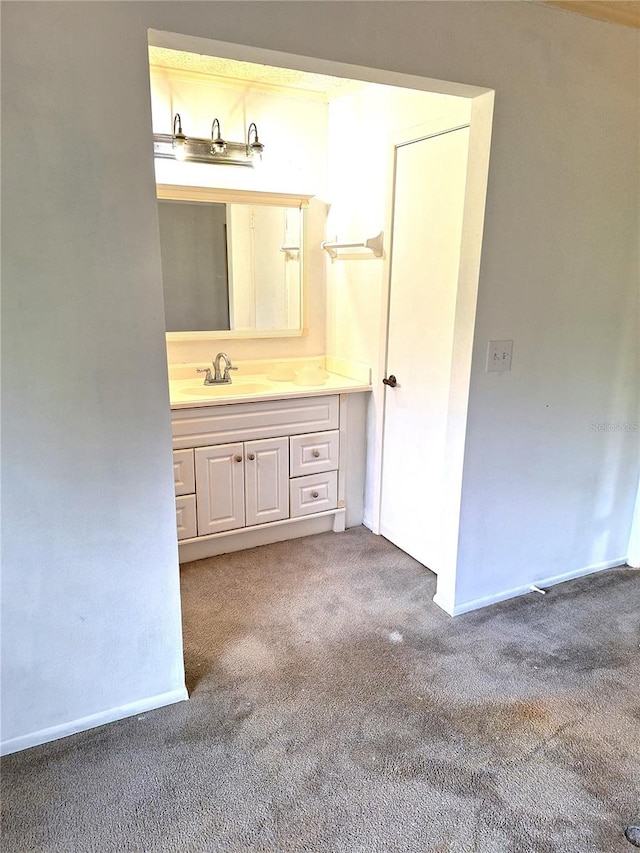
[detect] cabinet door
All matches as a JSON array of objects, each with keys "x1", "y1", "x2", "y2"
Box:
[
  {"x1": 175, "y1": 495, "x2": 197, "y2": 540},
  {"x1": 195, "y1": 443, "x2": 245, "y2": 535},
  {"x1": 173, "y1": 449, "x2": 195, "y2": 496},
  {"x1": 244, "y1": 437, "x2": 289, "y2": 527}
]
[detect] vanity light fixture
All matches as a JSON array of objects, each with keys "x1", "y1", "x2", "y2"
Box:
[
  {"x1": 153, "y1": 115, "x2": 264, "y2": 168},
  {"x1": 172, "y1": 113, "x2": 187, "y2": 161},
  {"x1": 210, "y1": 118, "x2": 227, "y2": 155},
  {"x1": 246, "y1": 122, "x2": 264, "y2": 160}
]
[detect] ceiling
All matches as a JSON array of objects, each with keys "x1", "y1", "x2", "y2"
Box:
[
  {"x1": 148, "y1": 47, "x2": 365, "y2": 99},
  {"x1": 539, "y1": 1, "x2": 640, "y2": 28}
]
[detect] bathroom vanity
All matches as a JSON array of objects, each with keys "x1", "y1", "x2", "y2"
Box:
[{"x1": 169, "y1": 359, "x2": 370, "y2": 562}]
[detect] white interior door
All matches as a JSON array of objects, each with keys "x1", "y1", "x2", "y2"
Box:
[{"x1": 380, "y1": 126, "x2": 470, "y2": 575}]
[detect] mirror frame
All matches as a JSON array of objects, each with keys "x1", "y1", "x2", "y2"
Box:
[{"x1": 157, "y1": 184, "x2": 312, "y2": 341}]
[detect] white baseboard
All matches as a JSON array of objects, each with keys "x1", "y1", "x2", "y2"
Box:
[
  {"x1": 433, "y1": 557, "x2": 627, "y2": 617},
  {"x1": 0, "y1": 687, "x2": 188, "y2": 757}
]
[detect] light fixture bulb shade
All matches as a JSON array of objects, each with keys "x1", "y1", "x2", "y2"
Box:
[
  {"x1": 246, "y1": 122, "x2": 264, "y2": 160},
  {"x1": 210, "y1": 138, "x2": 227, "y2": 155},
  {"x1": 173, "y1": 136, "x2": 187, "y2": 160},
  {"x1": 210, "y1": 118, "x2": 226, "y2": 155},
  {"x1": 172, "y1": 113, "x2": 188, "y2": 161}
]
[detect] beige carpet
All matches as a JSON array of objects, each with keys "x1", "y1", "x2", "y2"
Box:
[{"x1": 2, "y1": 527, "x2": 639, "y2": 851}]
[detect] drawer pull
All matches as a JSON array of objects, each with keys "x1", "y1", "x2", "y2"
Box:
[
  {"x1": 248, "y1": 453, "x2": 256, "y2": 461},
  {"x1": 312, "y1": 449, "x2": 320, "y2": 458},
  {"x1": 311, "y1": 491, "x2": 319, "y2": 498},
  {"x1": 235, "y1": 455, "x2": 243, "y2": 463}
]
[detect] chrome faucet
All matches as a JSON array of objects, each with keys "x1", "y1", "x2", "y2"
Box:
[{"x1": 197, "y1": 352, "x2": 237, "y2": 385}]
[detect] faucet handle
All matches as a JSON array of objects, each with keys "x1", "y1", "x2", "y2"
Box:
[
  {"x1": 223, "y1": 365, "x2": 238, "y2": 381},
  {"x1": 197, "y1": 367, "x2": 214, "y2": 384}
]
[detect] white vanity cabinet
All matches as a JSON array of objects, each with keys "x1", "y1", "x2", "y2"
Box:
[{"x1": 170, "y1": 392, "x2": 367, "y2": 562}]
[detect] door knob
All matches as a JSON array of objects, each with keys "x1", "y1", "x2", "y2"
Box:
[
  {"x1": 311, "y1": 491, "x2": 319, "y2": 499},
  {"x1": 383, "y1": 374, "x2": 397, "y2": 387},
  {"x1": 248, "y1": 453, "x2": 255, "y2": 461},
  {"x1": 234, "y1": 455, "x2": 242, "y2": 463},
  {"x1": 312, "y1": 449, "x2": 320, "y2": 458}
]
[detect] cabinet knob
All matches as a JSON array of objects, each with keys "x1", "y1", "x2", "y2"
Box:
[
  {"x1": 235, "y1": 455, "x2": 242, "y2": 463},
  {"x1": 312, "y1": 449, "x2": 320, "y2": 458},
  {"x1": 248, "y1": 453, "x2": 255, "y2": 461},
  {"x1": 311, "y1": 491, "x2": 319, "y2": 499}
]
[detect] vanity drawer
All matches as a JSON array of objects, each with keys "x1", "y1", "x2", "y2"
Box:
[
  {"x1": 171, "y1": 395, "x2": 339, "y2": 450},
  {"x1": 175, "y1": 494, "x2": 197, "y2": 540},
  {"x1": 290, "y1": 430, "x2": 339, "y2": 478},
  {"x1": 290, "y1": 471, "x2": 338, "y2": 518},
  {"x1": 173, "y1": 449, "x2": 195, "y2": 496}
]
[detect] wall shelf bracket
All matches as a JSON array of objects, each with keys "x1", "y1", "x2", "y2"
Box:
[
  {"x1": 279, "y1": 243, "x2": 300, "y2": 260},
  {"x1": 321, "y1": 231, "x2": 384, "y2": 260}
]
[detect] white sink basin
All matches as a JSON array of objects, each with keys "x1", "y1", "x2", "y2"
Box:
[{"x1": 179, "y1": 381, "x2": 274, "y2": 397}]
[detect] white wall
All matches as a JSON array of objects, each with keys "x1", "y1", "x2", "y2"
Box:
[
  {"x1": 2, "y1": 1, "x2": 638, "y2": 750},
  {"x1": 449, "y1": 9, "x2": 639, "y2": 611},
  {"x1": 150, "y1": 65, "x2": 328, "y2": 198},
  {"x1": 1, "y1": 3, "x2": 188, "y2": 754},
  {"x1": 326, "y1": 84, "x2": 472, "y2": 360},
  {"x1": 325, "y1": 84, "x2": 473, "y2": 538}
]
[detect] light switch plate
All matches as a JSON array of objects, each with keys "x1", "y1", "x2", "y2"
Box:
[{"x1": 486, "y1": 340, "x2": 513, "y2": 372}]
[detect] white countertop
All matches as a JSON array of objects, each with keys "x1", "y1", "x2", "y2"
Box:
[{"x1": 168, "y1": 359, "x2": 372, "y2": 409}]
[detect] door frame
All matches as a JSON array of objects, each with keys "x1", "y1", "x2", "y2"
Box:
[{"x1": 369, "y1": 97, "x2": 493, "y2": 610}]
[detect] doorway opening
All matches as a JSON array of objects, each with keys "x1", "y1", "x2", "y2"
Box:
[{"x1": 147, "y1": 29, "x2": 494, "y2": 615}]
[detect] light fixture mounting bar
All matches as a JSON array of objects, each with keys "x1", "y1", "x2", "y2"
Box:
[{"x1": 153, "y1": 134, "x2": 255, "y2": 167}]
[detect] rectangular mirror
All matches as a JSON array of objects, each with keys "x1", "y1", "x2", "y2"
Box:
[{"x1": 157, "y1": 185, "x2": 310, "y2": 339}]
